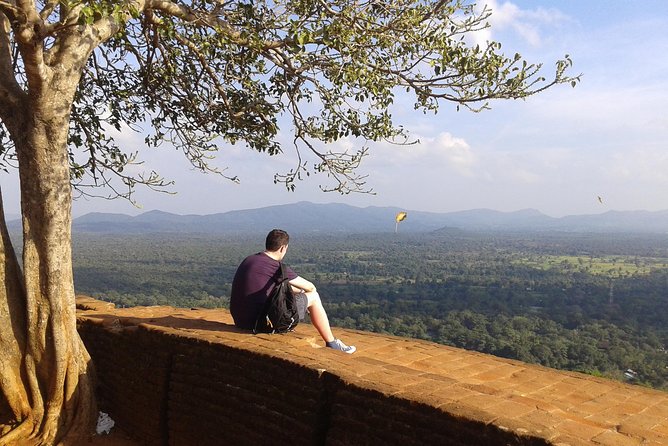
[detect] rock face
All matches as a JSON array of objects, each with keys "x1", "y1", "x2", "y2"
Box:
[{"x1": 76, "y1": 296, "x2": 668, "y2": 446}]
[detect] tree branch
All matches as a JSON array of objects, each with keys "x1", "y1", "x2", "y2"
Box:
[
  {"x1": 0, "y1": 13, "x2": 25, "y2": 125},
  {"x1": 149, "y1": 0, "x2": 288, "y2": 50},
  {"x1": 11, "y1": 0, "x2": 49, "y2": 93},
  {"x1": 38, "y1": 0, "x2": 58, "y2": 21},
  {"x1": 0, "y1": 1, "x2": 18, "y2": 21}
]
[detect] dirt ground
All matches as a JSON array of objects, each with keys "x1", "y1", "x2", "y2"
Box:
[{"x1": 82, "y1": 427, "x2": 141, "y2": 446}]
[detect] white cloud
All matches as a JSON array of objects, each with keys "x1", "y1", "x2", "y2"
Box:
[
  {"x1": 362, "y1": 132, "x2": 478, "y2": 177},
  {"x1": 473, "y1": 1, "x2": 571, "y2": 48},
  {"x1": 432, "y1": 132, "x2": 478, "y2": 176}
]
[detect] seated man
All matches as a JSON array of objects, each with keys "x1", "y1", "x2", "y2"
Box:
[{"x1": 231, "y1": 229, "x2": 356, "y2": 354}]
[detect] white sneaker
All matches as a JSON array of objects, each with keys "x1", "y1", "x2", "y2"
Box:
[{"x1": 326, "y1": 338, "x2": 356, "y2": 354}]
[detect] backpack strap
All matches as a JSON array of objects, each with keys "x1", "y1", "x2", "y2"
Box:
[{"x1": 279, "y1": 261, "x2": 287, "y2": 282}]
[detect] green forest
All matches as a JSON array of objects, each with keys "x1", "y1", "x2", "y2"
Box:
[{"x1": 71, "y1": 230, "x2": 668, "y2": 391}]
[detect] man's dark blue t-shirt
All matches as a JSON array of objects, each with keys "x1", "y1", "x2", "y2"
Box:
[{"x1": 230, "y1": 252, "x2": 298, "y2": 329}]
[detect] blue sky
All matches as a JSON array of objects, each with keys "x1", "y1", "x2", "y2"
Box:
[{"x1": 2, "y1": 1, "x2": 668, "y2": 218}]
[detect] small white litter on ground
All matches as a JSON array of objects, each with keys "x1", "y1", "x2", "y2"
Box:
[{"x1": 96, "y1": 411, "x2": 115, "y2": 435}]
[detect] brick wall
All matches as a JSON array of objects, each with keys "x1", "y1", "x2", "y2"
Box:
[{"x1": 76, "y1": 297, "x2": 668, "y2": 446}]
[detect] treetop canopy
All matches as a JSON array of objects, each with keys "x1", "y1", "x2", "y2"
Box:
[{"x1": 0, "y1": 0, "x2": 579, "y2": 198}]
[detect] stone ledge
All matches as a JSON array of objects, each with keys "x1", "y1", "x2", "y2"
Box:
[{"x1": 76, "y1": 296, "x2": 668, "y2": 445}]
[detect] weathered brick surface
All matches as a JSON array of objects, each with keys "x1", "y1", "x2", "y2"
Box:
[{"x1": 76, "y1": 296, "x2": 668, "y2": 445}]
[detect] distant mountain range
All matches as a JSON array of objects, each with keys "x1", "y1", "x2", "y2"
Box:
[{"x1": 51, "y1": 202, "x2": 668, "y2": 234}]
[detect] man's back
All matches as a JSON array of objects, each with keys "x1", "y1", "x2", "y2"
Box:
[{"x1": 230, "y1": 252, "x2": 296, "y2": 329}]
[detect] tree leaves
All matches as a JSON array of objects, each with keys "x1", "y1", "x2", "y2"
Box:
[{"x1": 4, "y1": 0, "x2": 580, "y2": 199}]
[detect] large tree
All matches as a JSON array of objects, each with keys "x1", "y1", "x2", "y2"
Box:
[{"x1": 0, "y1": 0, "x2": 577, "y2": 443}]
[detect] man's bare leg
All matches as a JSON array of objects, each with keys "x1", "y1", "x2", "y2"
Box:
[
  {"x1": 306, "y1": 291, "x2": 335, "y2": 342},
  {"x1": 305, "y1": 291, "x2": 356, "y2": 353}
]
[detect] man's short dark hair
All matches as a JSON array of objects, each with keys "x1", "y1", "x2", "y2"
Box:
[{"x1": 266, "y1": 229, "x2": 289, "y2": 251}]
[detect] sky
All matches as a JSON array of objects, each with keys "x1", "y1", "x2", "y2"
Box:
[{"x1": 2, "y1": 0, "x2": 668, "y2": 218}]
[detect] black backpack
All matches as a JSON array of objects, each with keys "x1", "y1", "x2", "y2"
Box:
[{"x1": 253, "y1": 262, "x2": 300, "y2": 334}]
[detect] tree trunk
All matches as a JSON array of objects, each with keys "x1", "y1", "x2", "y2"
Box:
[
  {"x1": 0, "y1": 189, "x2": 31, "y2": 428},
  {"x1": 0, "y1": 92, "x2": 97, "y2": 444}
]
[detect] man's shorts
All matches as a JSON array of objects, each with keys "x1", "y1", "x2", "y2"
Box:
[{"x1": 295, "y1": 292, "x2": 308, "y2": 321}]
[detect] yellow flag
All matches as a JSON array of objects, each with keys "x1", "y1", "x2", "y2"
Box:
[{"x1": 395, "y1": 212, "x2": 407, "y2": 222}]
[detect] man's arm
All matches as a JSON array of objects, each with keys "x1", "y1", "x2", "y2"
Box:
[{"x1": 289, "y1": 276, "x2": 316, "y2": 293}]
